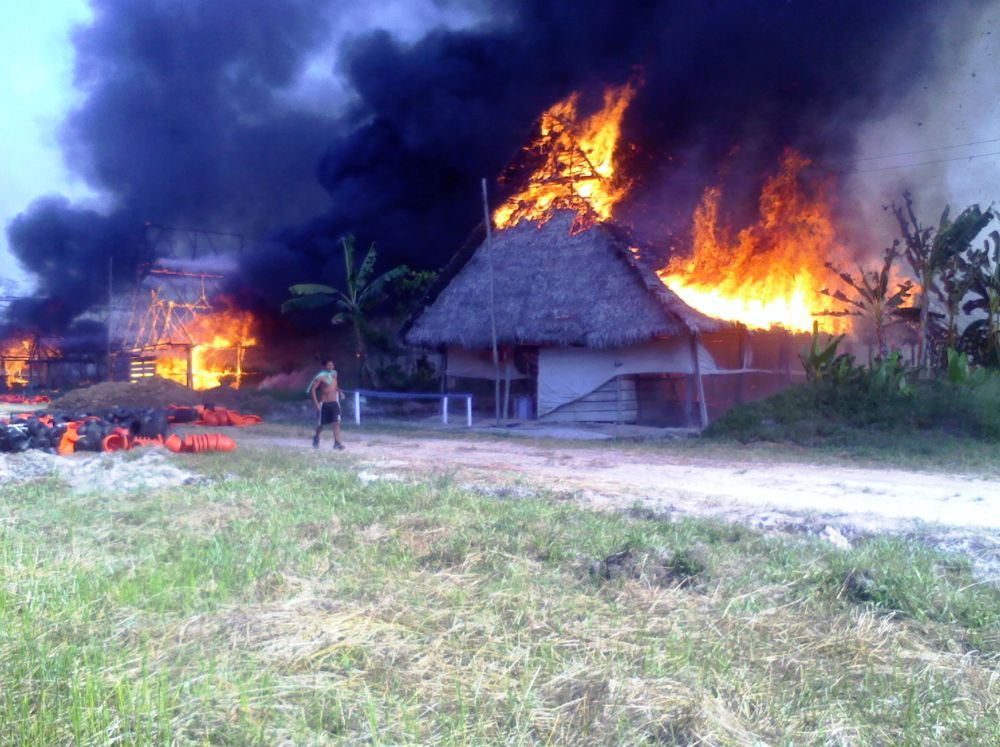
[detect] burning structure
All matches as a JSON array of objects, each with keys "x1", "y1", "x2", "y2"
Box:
[
  {"x1": 404, "y1": 85, "x2": 844, "y2": 426},
  {"x1": 0, "y1": 335, "x2": 61, "y2": 391},
  {"x1": 123, "y1": 266, "x2": 257, "y2": 390}
]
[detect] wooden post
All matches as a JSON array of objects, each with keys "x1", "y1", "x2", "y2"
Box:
[
  {"x1": 779, "y1": 331, "x2": 791, "y2": 384},
  {"x1": 442, "y1": 395, "x2": 449, "y2": 425},
  {"x1": 502, "y1": 350, "x2": 512, "y2": 422},
  {"x1": 354, "y1": 390, "x2": 361, "y2": 425},
  {"x1": 440, "y1": 346, "x2": 448, "y2": 394},
  {"x1": 735, "y1": 325, "x2": 747, "y2": 405},
  {"x1": 615, "y1": 375, "x2": 623, "y2": 424},
  {"x1": 689, "y1": 332, "x2": 708, "y2": 429},
  {"x1": 465, "y1": 396, "x2": 472, "y2": 427},
  {"x1": 684, "y1": 375, "x2": 694, "y2": 427},
  {"x1": 185, "y1": 346, "x2": 194, "y2": 389},
  {"x1": 481, "y1": 178, "x2": 501, "y2": 425}
]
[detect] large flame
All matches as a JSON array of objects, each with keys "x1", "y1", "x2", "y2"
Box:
[
  {"x1": 493, "y1": 83, "x2": 636, "y2": 231},
  {"x1": 0, "y1": 336, "x2": 34, "y2": 387},
  {"x1": 152, "y1": 308, "x2": 257, "y2": 390},
  {"x1": 659, "y1": 149, "x2": 844, "y2": 332}
]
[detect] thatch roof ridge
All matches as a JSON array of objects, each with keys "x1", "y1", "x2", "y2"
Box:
[
  {"x1": 601, "y1": 222, "x2": 730, "y2": 336},
  {"x1": 403, "y1": 212, "x2": 730, "y2": 349}
]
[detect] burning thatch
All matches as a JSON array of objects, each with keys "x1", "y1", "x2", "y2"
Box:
[{"x1": 403, "y1": 211, "x2": 729, "y2": 351}]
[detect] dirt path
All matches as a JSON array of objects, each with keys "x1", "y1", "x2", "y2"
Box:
[{"x1": 245, "y1": 430, "x2": 1000, "y2": 578}]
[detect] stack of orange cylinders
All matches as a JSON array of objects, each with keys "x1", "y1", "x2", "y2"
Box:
[{"x1": 163, "y1": 433, "x2": 236, "y2": 453}]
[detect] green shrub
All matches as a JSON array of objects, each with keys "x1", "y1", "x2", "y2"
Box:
[{"x1": 708, "y1": 370, "x2": 1000, "y2": 444}]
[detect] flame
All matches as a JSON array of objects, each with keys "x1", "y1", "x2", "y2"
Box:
[
  {"x1": 151, "y1": 308, "x2": 257, "y2": 390},
  {"x1": 659, "y1": 149, "x2": 845, "y2": 332},
  {"x1": 493, "y1": 83, "x2": 636, "y2": 231},
  {"x1": 0, "y1": 337, "x2": 34, "y2": 387}
]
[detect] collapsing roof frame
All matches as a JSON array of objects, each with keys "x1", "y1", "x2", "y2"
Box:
[{"x1": 123, "y1": 268, "x2": 252, "y2": 390}]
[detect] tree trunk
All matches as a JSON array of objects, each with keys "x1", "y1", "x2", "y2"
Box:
[
  {"x1": 352, "y1": 318, "x2": 371, "y2": 388},
  {"x1": 917, "y1": 272, "x2": 931, "y2": 372}
]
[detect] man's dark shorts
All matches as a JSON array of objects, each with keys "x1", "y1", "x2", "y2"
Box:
[{"x1": 318, "y1": 401, "x2": 341, "y2": 425}]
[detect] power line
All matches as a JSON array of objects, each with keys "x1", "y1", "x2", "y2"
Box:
[
  {"x1": 847, "y1": 137, "x2": 1000, "y2": 163},
  {"x1": 836, "y1": 149, "x2": 1000, "y2": 176}
]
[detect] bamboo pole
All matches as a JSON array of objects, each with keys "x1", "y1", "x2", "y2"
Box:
[{"x1": 481, "y1": 178, "x2": 501, "y2": 425}]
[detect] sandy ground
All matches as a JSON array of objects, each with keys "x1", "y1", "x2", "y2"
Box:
[{"x1": 246, "y1": 430, "x2": 1000, "y2": 580}]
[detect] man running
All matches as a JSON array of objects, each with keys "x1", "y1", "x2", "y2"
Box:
[{"x1": 308, "y1": 358, "x2": 345, "y2": 450}]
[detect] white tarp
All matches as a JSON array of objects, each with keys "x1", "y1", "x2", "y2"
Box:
[
  {"x1": 446, "y1": 347, "x2": 529, "y2": 381},
  {"x1": 538, "y1": 338, "x2": 718, "y2": 415}
]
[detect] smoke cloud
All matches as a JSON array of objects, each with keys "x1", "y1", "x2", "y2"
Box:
[{"x1": 7, "y1": 0, "x2": 956, "y2": 334}]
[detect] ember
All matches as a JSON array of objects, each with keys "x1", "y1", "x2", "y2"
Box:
[
  {"x1": 659, "y1": 149, "x2": 847, "y2": 333},
  {"x1": 493, "y1": 83, "x2": 636, "y2": 232}
]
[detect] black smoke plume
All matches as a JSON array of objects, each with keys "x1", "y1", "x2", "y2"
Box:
[{"x1": 7, "y1": 0, "x2": 945, "y2": 334}]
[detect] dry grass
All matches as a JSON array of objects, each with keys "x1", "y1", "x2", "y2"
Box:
[{"x1": 1, "y1": 445, "x2": 998, "y2": 745}]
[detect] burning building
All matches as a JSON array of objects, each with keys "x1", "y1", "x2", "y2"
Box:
[
  {"x1": 0, "y1": 335, "x2": 61, "y2": 391},
  {"x1": 404, "y1": 84, "x2": 844, "y2": 426},
  {"x1": 123, "y1": 265, "x2": 257, "y2": 390}
]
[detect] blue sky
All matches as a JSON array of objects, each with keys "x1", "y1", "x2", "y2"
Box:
[{"x1": 0, "y1": 0, "x2": 99, "y2": 288}]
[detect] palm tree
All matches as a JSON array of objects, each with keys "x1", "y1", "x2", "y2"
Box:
[{"x1": 282, "y1": 235, "x2": 407, "y2": 387}]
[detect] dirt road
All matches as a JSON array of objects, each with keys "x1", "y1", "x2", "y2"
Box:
[{"x1": 251, "y1": 431, "x2": 1000, "y2": 534}]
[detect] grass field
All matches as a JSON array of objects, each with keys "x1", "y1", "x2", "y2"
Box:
[{"x1": 2, "y1": 444, "x2": 999, "y2": 745}]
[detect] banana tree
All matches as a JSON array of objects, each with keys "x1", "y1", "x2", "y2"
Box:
[
  {"x1": 820, "y1": 243, "x2": 914, "y2": 362},
  {"x1": 961, "y1": 230, "x2": 1000, "y2": 367},
  {"x1": 891, "y1": 192, "x2": 992, "y2": 371},
  {"x1": 282, "y1": 235, "x2": 407, "y2": 387}
]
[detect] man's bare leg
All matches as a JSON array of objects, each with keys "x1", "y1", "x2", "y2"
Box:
[
  {"x1": 333, "y1": 421, "x2": 344, "y2": 449},
  {"x1": 313, "y1": 425, "x2": 322, "y2": 447}
]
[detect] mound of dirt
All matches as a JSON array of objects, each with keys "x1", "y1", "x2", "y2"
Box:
[
  {"x1": 53, "y1": 377, "x2": 200, "y2": 412},
  {"x1": 51, "y1": 377, "x2": 299, "y2": 418}
]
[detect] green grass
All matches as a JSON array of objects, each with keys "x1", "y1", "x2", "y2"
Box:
[{"x1": 1, "y1": 446, "x2": 998, "y2": 744}]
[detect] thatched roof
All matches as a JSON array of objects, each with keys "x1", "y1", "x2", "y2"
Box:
[{"x1": 403, "y1": 211, "x2": 730, "y2": 349}]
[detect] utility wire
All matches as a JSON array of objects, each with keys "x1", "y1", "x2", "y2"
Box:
[
  {"x1": 837, "y1": 149, "x2": 1000, "y2": 175},
  {"x1": 846, "y1": 137, "x2": 1000, "y2": 163}
]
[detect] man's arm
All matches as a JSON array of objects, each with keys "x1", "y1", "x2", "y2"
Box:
[{"x1": 309, "y1": 379, "x2": 321, "y2": 410}]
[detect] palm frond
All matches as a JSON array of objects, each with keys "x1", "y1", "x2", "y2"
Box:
[{"x1": 281, "y1": 293, "x2": 337, "y2": 313}]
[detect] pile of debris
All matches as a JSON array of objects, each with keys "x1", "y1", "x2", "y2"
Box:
[
  {"x1": 53, "y1": 378, "x2": 200, "y2": 411},
  {"x1": 0, "y1": 406, "x2": 248, "y2": 456}
]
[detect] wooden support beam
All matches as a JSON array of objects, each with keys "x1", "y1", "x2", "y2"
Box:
[{"x1": 690, "y1": 332, "x2": 708, "y2": 429}]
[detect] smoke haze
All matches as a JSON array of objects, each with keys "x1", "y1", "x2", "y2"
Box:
[{"x1": 10, "y1": 0, "x2": 985, "y2": 334}]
